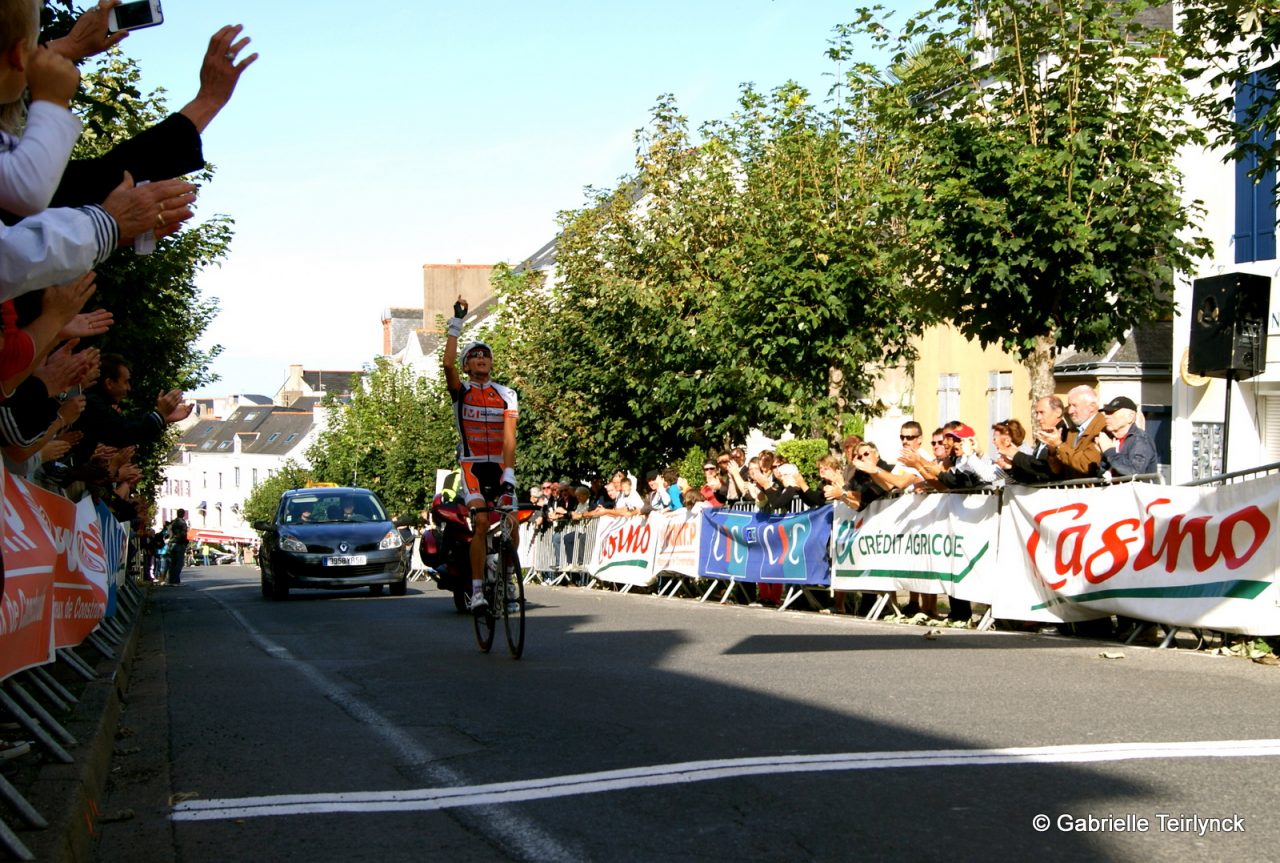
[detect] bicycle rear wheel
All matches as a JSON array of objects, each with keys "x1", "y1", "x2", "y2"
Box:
[
  {"x1": 473, "y1": 580, "x2": 495, "y2": 653},
  {"x1": 501, "y1": 540, "x2": 525, "y2": 659}
]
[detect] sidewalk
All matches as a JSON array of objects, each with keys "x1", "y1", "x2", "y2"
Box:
[{"x1": 4, "y1": 586, "x2": 147, "y2": 863}]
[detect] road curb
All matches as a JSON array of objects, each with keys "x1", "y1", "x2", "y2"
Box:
[{"x1": 17, "y1": 590, "x2": 147, "y2": 863}]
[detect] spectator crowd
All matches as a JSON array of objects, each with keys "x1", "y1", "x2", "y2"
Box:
[
  {"x1": 524, "y1": 383, "x2": 1158, "y2": 521},
  {"x1": 0, "y1": 0, "x2": 256, "y2": 589},
  {"x1": 515, "y1": 384, "x2": 1160, "y2": 621}
]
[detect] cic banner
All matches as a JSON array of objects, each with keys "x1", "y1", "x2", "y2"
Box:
[
  {"x1": 998, "y1": 476, "x2": 1280, "y2": 634},
  {"x1": 699, "y1": 505, "x2": 832, "y2": 585},
  {"x1": 96, "y1": 499, "x2": 128, "y2": 618}
]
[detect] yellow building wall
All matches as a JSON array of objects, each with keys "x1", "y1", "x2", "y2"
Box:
[{"x1": 910, "y1": 323, "x2": 1034, "y2": 444}]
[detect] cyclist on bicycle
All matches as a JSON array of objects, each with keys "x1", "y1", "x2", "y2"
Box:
[{"x1": 443, "y1": 296, "x2": 518, "y2": 614}]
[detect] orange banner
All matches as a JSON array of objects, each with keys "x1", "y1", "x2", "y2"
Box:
[
  {"x1": 1, "y1": 473, "x2": 111, "y2": 678},
  {"x1": 56, "y1": 498, "x2": 109, "y2": 649},
  {"x1": 1, "y1": 473, "x2": 57, "y2": 679}
]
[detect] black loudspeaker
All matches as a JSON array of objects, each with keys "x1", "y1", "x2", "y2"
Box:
[{"x1": 1188, "y1": 273, "x2": 1271, "y2": 379}]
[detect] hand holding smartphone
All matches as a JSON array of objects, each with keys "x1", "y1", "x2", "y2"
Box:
[{"x1": 108, "y1": 0, "x2": 163, "y2": 34}]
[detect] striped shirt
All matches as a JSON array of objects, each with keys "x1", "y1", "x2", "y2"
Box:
[{"x1": 450, "y1": 380, "x2": 518, "y2": 462}]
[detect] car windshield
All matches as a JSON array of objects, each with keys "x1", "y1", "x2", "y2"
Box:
[{"x1": 282, "y1": 493, "x2": 387, "y2": 524}]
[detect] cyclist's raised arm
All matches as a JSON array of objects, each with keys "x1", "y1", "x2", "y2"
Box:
[{"x1": 443, "y1": 295, "x2": 466, "y2": 391}]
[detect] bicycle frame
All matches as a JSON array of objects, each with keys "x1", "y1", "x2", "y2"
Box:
[{"x1": 470, "y1": 503, "x2": 538, "y2": 658}]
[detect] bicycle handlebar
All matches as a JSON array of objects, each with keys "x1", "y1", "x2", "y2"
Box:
[{"x1": 468, "y1": 502, "x2": 542, "y2": 514}]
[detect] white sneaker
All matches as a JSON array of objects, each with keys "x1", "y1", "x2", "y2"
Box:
[{"x1": 469, "y1": 593, "x2": 488, "y2": 614}]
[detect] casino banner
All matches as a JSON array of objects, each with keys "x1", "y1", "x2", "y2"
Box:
[
  {"x1": 831, "y1": 492, "x2": 999, "y2": 602},
  {"x1": 586, "y1": 514, "x2": 658, "y2": 587},
  {"x1": 699, "y1": 505, "x2": 832, "y2": 585},
  {"x1": 999, "y1": 476, "x2": 1280, "y2": 635},
  {"x1": 650, "y1": 507, "x2": 702, "y2": 578}
]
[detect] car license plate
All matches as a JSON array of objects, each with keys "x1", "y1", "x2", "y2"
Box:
[{"x1": 324, "y1": 555, "x2": 367, "y2": 567}]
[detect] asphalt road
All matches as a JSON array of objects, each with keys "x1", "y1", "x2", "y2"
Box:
[{"x1": 93, "y1": 565, "x2": 1280, "y2": 863}]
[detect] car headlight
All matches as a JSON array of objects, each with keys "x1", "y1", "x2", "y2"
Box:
[
  {"x1": 280, "y1": 535, "x2": 308, "y2": 553},
  {"x1": 379, "y1": 529, "x2": 403, "y2": 550}
]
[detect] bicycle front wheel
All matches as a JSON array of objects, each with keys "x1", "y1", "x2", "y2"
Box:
[
  {"x1": 501, "y1": 541, "x2": 525, "y2": 659},
  {"x1": 473, "y1": 580, "x2": 495, "y2": 653}
]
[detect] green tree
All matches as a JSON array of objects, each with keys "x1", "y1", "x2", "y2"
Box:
[
  {"x1": 306, "y1": 359, "x2": 456, "y2": 518},
  {"x1": 846, "y1": 0, "x2": 1211, "y2": 398},
  {"x1": 776, "y1": 438, "x2": 831, "y2": 486},
  {"x1": 496, "y1": 78, "x2": 927, "y2": 475},
  {"x1": 241, "y1": 459, "x2": 312, "y2": 525}
]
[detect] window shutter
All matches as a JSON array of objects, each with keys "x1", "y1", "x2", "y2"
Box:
[
  {"x1": 1264, "y1": 396, "x2": 1280, "y2": 463},
  {"x1": 1235, "y1": 72, "x2": 1277, "y2": 263}
]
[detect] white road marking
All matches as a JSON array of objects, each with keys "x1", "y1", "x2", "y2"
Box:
[
  {"x1": 174, "y1": 738, "x2": 1280, "y2": 822},
  {"x1": 207, "y1": 593, "x2": 583, "y2": 862}
]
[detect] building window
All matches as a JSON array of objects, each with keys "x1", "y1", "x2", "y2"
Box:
[
  {"x1": 252, "y1": 468, "x2": 259, "y2": 486},
  {"x1": 217, "y1": 440, "x2": 232, "y2": 451},
  {"x1": 267, "y1": 432, "x2": 280, "y2": 443},
  {"x1": 986, "y1": 370, "x2": 1013, "y2": 446},
  {"x1": 202, "y1": 472, "x2": 207, "y2": 489},
  {"x1": 284, "y1": 434, "x2": 297, "y2": 443},
  {"x1": 235, "y1": 467, "x2": 241, "y2": 487},
  {"x1": 1234, "y1": 71, "x2": 1277, "y2": 263},
  {"x1": 218, "y1": 473, "x2": 223, "y2": 489},
  {"x1": 938, "y1": 373, "x2": 961, "y2": 426}
]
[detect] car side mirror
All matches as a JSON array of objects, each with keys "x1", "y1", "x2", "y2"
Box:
[
  {"x1": 252, "y1": 520, "x2": 273, "y2": 532},
  {"x1": 393, "y1": 516, "x2": 419, "y2": 528}
]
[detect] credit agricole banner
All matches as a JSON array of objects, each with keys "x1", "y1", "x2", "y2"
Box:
[{"x1": 831, "y1": 493, "x2": 999, "y2": 602}]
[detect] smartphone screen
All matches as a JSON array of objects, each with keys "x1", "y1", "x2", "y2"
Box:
[{"x1": 112, "y1": 1, "x2": 158, "y2": 30}]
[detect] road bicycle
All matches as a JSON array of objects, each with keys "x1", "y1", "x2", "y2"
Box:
[{"x1": 470, "y1": 502, "x2": 537, "y2": 658}]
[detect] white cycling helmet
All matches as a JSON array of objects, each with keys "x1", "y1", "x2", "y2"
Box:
[{"x1": 462, "y1": 340, "x2": 492, "y2": 359}]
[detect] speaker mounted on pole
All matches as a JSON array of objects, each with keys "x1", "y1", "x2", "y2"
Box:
[{"x1": 1187, "y1": 272, "x2": 1271, "y2": 380}]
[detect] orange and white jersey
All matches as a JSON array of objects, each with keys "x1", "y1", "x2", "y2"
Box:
[{"x1": 450, "y1": 379, "x2": 518, "y2": 462}]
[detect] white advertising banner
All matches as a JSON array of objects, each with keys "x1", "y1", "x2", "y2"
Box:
[
  {"x1": 831, "y1": 493, "x2": 1000, "y2": 601},
  {"x1": 586, "y1": 515, "x2": 657, "y2": 587},
  {"x1": 999, "y1": 476, "x2": 1280, "y2": 635},
  {"x1": 650, "y1": 508, "x2": 702, "y2": 578}
]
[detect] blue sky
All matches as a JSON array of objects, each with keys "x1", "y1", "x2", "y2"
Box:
[{"x1": 111, "y1": 1, "x2": 923, "y2": 397}]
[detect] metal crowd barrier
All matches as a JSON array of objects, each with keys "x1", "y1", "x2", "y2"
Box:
[
  {"x1": 1, "y1": 525, "x2": 145, "y2": 861},
  {"x1": 518, "y1": 466, "x2": 1277, "y2": 650},
  {"x1": 527, "y1": 517, "x2": 599, "y2": 586},
  {"x1": 1184, "y1": 461, "x2": 1280, "y2": 488}
]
